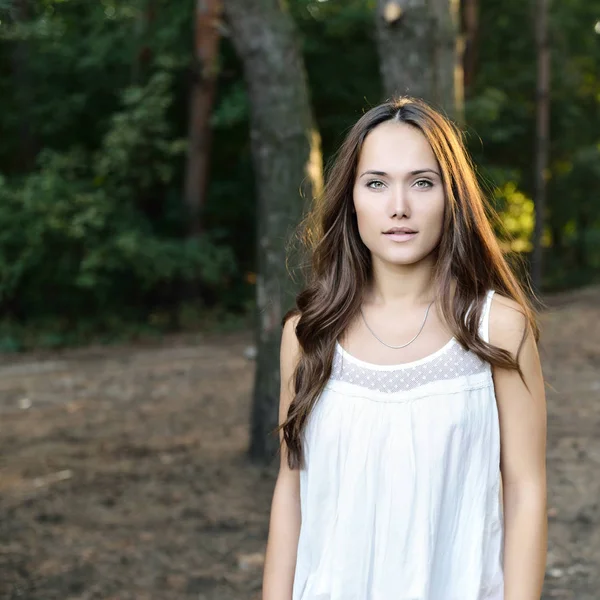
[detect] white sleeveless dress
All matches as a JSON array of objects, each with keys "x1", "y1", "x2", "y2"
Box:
[{"x1": 292, "y1": 290, "x2": 504, "y2": 600}]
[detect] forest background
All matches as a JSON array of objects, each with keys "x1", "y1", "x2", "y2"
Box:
[
  {"x1": 1, "y1": 0, "x2": 599, "y2": 353},
  {"x1": 1, "y1": 2, "x2": 600, "y2": 598}
]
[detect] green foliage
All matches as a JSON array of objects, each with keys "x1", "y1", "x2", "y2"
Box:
[
  {"x1": 290, "y1": 0, "x2": 383, "y2": 156},
  {"x1": 493, "y1": 181, "x2": 535, "y2": 253},
  {"x1": 0, "y1": 0, "x2": 599, "y2": 347},
  {"x1": 0, "y1": 68, "x2": 236, "y2": 338},
  {"x1": 97, "y1": 71, "x2": 188, "y2": 194},
  {"x1": 467, "y1": 0, "x2": 600, "y2": 290}
]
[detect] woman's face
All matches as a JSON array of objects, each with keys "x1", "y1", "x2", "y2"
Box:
[{"x1": 353, "y1": 121, "x2": 445, "y2": 267}]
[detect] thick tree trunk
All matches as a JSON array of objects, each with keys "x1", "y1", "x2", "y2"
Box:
[
  {"x1": 183, "y1": 0, "x2": 222, "y2": 237},
  {"x1": 224, "y1": 0, "x2": 323, "y2": 463},
  {"x1": 531, "y1": 0, "x2": 550, "y2": 293},
  {"x1": 460, "y1": 0, "x2": 479, "y2": 95},
  {"x1": 374, "y1": 0, "x2": 463, "y2": 122}
]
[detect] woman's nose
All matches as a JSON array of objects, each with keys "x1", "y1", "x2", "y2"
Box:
[{"x1": 390, "y1": 185, "x2": 409, "y2": 218}]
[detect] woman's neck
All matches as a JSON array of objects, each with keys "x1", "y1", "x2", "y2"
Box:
[{"x1": 365, "y1": 254, "x2": 437, "y2": 307}]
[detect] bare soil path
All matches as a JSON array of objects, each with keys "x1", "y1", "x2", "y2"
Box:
[{"x1": 1, "y1": 288, "x2": 599, "y2": 599}]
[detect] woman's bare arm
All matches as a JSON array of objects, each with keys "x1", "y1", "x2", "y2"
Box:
[
  {"x1": 262, "y1": 315, "x2": 302, "y2": 600},
  {"x1": 490, "y1": 295, "x2": 547, "y2": 600}
]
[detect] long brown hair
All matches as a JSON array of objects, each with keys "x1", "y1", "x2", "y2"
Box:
[{"x1": 282, "y1": 97, "x2": 538, "y2": 469}]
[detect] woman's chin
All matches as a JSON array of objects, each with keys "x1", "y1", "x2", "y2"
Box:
[{"x1": 374, "y1": 250, "x2": 435, "y2": 268}]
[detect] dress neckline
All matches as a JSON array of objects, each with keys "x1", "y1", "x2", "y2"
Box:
[{"x1": 335, "y1": 336, "x2": 458, "y2": 372}]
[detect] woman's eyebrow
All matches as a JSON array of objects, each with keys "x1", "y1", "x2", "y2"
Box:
[
  {"x1": 410, "y1": 168, "x2": 441, "y2": 177},
  {"x1": 359, "y1": 168, "x2": 441, "y2": 178},
  {"x1": 359, "y1": 170, "x2": 387, "y2": 177}
]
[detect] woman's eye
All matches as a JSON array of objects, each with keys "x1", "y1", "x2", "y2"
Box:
[
  {"x1": 367, "y1": 180, "x2": 385, "y2": 190},
  {"x1": 414, "y1": 179, "x2": 433, "y2": 189}
]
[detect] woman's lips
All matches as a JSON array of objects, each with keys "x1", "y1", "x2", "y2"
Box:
[{"x1": 384, "y1": 231, "x2": 418, "y2": 242}]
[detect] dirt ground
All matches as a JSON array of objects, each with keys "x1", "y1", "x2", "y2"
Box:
[{"x1": 0, "y1": 287, "x2": 599, "y2": 600}]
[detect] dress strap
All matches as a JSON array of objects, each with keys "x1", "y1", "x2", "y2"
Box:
[{"x1": 479, "y1": 289, "x2": 496, "y2": 343}]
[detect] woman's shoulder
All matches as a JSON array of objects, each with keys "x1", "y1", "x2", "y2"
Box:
[
  {"x1": 488, "y1": 292, "x2": 530, "y2": 354},
  {"x1": 282, "y1": 310, "x2": 301, "y2": 337},
  {"x1": 488, "y1": 292, "x2": 527, "y2": 325},
  {"x1": 281, "y1": 311, "x2": 302, "y2": 365}
]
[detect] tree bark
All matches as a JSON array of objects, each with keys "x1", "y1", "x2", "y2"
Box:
[
  {"x1": 460, "y1": 0, "x2": 479, "y2": 95},
  {"x1": 183, "y1": 0, "x2": 223, "y2": 238},
  {"x1": 10, "y1": 0, "x2": 37, "y2": 171},
  {"x1": 223, "y1": 0, "x2": 323, "y2": 463},
  {"x1": 531, "y1": 0, "x2": 550, "y2": 293},
  {"x1": 374, "y1": 0, "x2": 463, "y2": 122}
]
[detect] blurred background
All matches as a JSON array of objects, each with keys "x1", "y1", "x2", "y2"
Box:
[{"x1": 0, "y1": 0, "x2": 598, "y2": 598}]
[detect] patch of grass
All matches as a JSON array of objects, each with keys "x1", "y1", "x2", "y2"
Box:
[{"x1": 0, "y1": 300, "x2": 255, "y2": 353}]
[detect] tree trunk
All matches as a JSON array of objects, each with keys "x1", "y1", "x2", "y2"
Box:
[
  {"x1": 574, "y1": 208, "x2": 588, "y2": 270},
  {"x1": 460, "y1": 0, "x2": 479, "y2": 95},
  {"x1": 10, "y1": 0, "x2": 37, "y2": 171},
  {"x1": 374, "y1": 0, "x2": 463, "y2": 122},
  {"x1": 531, "y1": 0, "x2": 550, "y2": 293},
  {"x1": 132, "y1": 0, "x2": 156, "y2": 84},
  {"x1": 223, "y1": 0, "x2": 323, "y2": 463},
  {"x1": 183, "y1": 0, "x2": 223, "y2": 238}
]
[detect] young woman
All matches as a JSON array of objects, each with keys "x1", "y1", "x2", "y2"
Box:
[{"x1": 262, "y1": 98, "x2": 547, "y2": 600}]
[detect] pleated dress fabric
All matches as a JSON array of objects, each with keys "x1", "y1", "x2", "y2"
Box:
[{"x1": 292, "y1": 290, "x2": 504, "y2": 600}]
